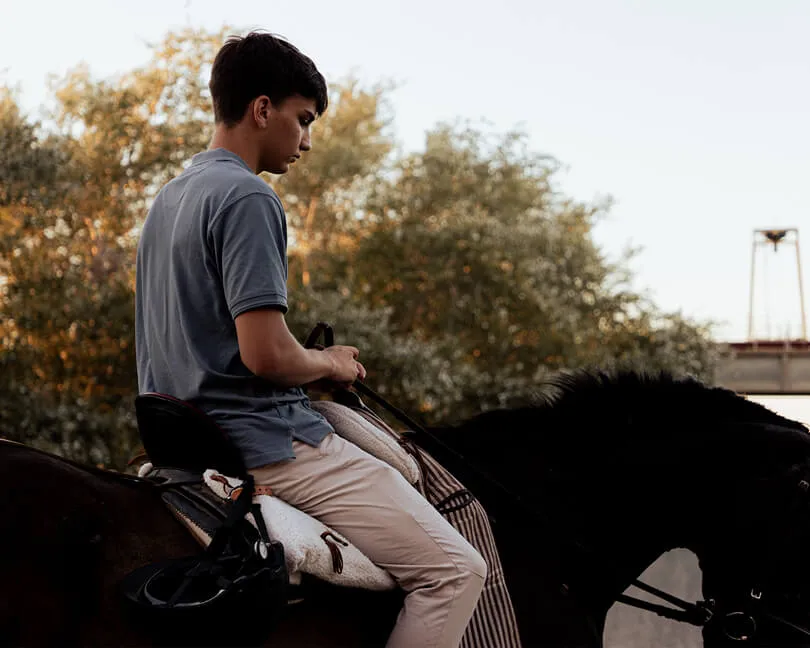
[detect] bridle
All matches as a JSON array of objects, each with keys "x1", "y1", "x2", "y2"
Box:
[
  {"x1": 697, "y1": 475, "x2": 810, "y2": 642},
  {"x1": 304, "y1": 321, "x2": 810, "y2": 643},
  {"x1": 607, "y1": 469, "x2": 810, "y2": 643}
]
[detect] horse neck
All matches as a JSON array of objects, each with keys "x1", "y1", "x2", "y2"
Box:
[
  {"x1": 419, "y1": 419, "x2": 701, "y2": 643},
  {"x1": 421, "y1": 413, "x2": 775, "y2": 615}
]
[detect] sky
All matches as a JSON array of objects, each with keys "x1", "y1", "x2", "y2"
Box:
[
  {"x1": 2, "y1": 0, "x2": 809, "y2": 342},
  {"x1": 751, "y1": 395, "x2": 810, "y2": 427}
]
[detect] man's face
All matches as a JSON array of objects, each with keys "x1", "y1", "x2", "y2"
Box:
[{"x1": 256, "y1": 94, "x2": 317, "y2": 174}]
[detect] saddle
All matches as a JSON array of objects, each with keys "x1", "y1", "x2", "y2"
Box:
[
  {"x1": 133, "y1": 392, "x2": 414, "y2": 595},
  {"x1": 130, "y1": 388, "x2": 523, "y2": 648}
]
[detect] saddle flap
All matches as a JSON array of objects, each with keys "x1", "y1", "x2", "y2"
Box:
[{"x1": 135, "y1": 393, "x2": 246, "y2": 477}]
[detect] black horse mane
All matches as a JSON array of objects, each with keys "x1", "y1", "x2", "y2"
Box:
[
  {"x1": 419, "y1": 368, "x2": 810, "y2": 541},
  {"x1": 538, "y1": 367, "x2": 807, "y2": 432},
  {"x1": 436, "y1": 367, "x2": 809, "y2": 461}
]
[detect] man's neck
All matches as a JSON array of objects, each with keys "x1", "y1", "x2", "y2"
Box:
[{"x1": 209, "y1": 124, "x2": 260, "y2": 174}]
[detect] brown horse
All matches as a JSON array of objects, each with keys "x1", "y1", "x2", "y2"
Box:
[{"x1": 3, "y1": 369, "x2": 810, "y2": 647}]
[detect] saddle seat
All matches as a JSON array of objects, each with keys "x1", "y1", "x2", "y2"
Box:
[{"x1": 134, "y1": 392, "x2": 246, "y2": 478}]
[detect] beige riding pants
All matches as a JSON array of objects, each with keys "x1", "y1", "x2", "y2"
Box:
[{"x1": 249, "y1": 431, "x2": 487, "y2": 648}]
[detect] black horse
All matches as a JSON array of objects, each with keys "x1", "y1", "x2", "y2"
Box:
[{"x1": 1, "y1": 368, "x2": 810, "y2": 647}]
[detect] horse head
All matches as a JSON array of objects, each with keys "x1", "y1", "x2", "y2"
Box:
[{"x1": 696, "y1": 430, "x2": 810, "y2": 646}]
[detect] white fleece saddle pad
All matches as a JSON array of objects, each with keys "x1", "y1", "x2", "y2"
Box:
[
  {"x1": 309, "y1": 400, "x2": 421, "y2": 485},
  {"x1": 203, "y1": 470, "x2": 396, "y2": 591},
  {"x1": 139, "y1": 460, "x2": 395, "y2": 591}
]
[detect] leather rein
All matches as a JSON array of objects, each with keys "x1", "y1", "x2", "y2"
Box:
[{"x1": 304, "y1": 321, "x2": 810, "y2": 642}]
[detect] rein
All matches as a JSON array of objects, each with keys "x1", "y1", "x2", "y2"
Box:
[
  {"x1": 303, "y1": 321, "x2": 810, "y2": 641},
  {"x1": 303, "y1": 323, "x2": 712, "y2": 628}
]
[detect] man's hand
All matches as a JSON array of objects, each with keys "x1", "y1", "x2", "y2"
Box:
[
  {"x1": 325, "y1": 345, "x2": 367, "y2": 386},
  {"x1": 303, "y1": 346, "x2": 366, "y2": 392}
]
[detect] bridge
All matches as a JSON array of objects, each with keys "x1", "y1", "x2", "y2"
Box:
[{"x1": 714, "y1": 340, "x2": 810, "y2": 394}]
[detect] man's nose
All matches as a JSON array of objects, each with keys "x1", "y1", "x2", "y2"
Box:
[{"x1": 300, "y1": 133, "x2": 312, "y2": 152}]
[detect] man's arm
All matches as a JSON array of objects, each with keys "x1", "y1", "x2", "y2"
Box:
[
  {"x1": 235, "y1": 308, "x2": 365, "y2": 388},
  {"x1": 212, "y1": 191, "x2": 364, "y2": 388}
]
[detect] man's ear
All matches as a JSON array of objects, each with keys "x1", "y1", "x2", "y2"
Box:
[{"x1": 252, "y1": 95, "x2": 272, "y2": 128}]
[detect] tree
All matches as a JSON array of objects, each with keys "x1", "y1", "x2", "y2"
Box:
[
  {"x1": 285, "y1": 288, "x2": 482, "y2": 424},
  {"x1": 271, "y1": 78, "x2": 395, "y2": 291},
  {"x1": 0, "y1": 26, "x2": 720, "y2": 466},
  {"x1": 0, "y1": 87, "x2": 67, "y2": 208},
  {"x1": 0, "y1": 28, "x2": 228, "y2": 466},
  {"x1": 343, "y1": 122, "x2": 718, "y2": 415}
]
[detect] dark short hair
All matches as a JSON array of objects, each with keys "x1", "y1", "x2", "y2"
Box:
[{"x1": 209, "y1": 31, "x2": 328, "y2": 126}]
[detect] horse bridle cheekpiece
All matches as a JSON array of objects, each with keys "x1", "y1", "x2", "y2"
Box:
[
  {"x1": 619, "y1": 474, "x2": 810, "y2": 643},
  {"x1": 705, "y1": 476, "x2": 810, "y2": 643}
]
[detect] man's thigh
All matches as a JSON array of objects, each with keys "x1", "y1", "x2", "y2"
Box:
[{"x1": 249, "y1": 433, "x2": 485, "y2": 582}]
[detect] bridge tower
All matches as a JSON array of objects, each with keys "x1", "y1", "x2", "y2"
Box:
[
  {"x1": 747, "y1": 228, "x2": 806, "y2": 341},
  {"x1": 715, "y1": 228, "x2": 810, "y2": 394}
]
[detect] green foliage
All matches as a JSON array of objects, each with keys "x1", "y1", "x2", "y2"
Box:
[
  {"x1": 271, "y1": 78, "x2": 396, "y2": 290},
  {"x1": 0, "y1": 28, "x2": 226, "y2": 465},
  {"x1": 0, "y1": 27, "x2": 719, "y2": 467},
  {"x1": 286, "y1": 287, "x2": 484, "y2": 424}
]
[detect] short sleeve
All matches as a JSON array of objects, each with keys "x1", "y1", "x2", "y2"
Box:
[{"x1": 209, "y1": 191, "x2": 289, "y2": 318}]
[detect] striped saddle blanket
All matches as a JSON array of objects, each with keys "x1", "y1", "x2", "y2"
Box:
[{"x1": 311, "y1": 399, "x2": 523, "y2": 648}]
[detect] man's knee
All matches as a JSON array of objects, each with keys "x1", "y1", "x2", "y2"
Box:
[{"x1": 455, "y1": 541, "x2": 488, "y2": 591}]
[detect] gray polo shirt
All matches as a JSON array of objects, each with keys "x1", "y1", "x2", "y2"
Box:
[{"x1": 135, "y1": 148, "x2": 332, "y2": 468}]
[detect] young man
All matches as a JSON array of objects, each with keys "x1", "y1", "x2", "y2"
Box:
[{"x1": 135, "y1": 31, "x2": 486, "y2": 647}]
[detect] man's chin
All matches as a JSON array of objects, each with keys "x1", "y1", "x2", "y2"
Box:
[{"x1": 267, "y1": 163, "x2": 289, "y2": 175}]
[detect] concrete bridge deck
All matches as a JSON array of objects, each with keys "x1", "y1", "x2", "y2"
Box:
[{"x1": 714, "y1": 339, "x2": 810, "y2": 394}]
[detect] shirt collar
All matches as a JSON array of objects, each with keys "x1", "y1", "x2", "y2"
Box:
[{"x1": 190, "y1": 148, "x2": 253, "y2": 173}]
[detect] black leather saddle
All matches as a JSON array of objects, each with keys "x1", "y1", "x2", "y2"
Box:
[{"x1": 134, "y1": 392, "x2": 246, "y2": 478}]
